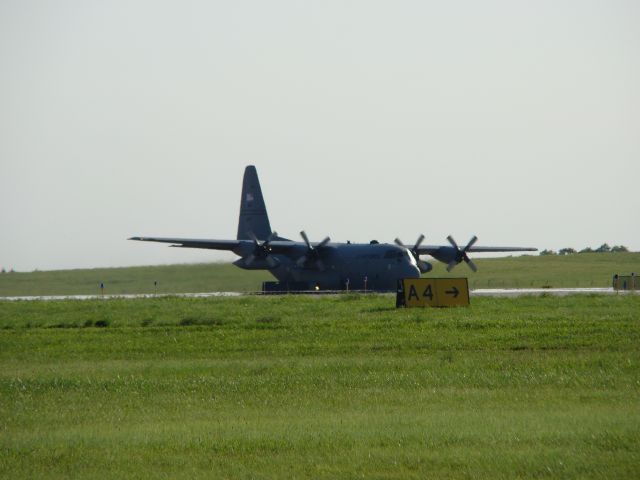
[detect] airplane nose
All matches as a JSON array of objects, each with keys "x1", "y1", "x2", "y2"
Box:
[{"x1": 405, "y1": 263, "x2": 421, "y2": 278}]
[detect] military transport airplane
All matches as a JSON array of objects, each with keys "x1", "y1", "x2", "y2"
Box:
[{"x1": 130, "y1": 166, "x2": 537, "y2": 291}]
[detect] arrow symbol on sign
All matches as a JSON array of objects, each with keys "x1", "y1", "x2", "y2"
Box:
[{"x1": 445, "y1": 287, "x2": 459, "y2": 298}]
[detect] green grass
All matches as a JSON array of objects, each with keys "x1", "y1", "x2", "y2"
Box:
[
  {"x1": 1, "y1": 252, "x2": 639, "y2": 297},
  {"x1": 0, "y1": 263, "x2": 272, "y2": 297},
  {"x1": 455, "y1": 252, "x2": 640, "y2": 289},
  {"x1": 1, "y1": 294, "x2": 639, "y2": 478}
]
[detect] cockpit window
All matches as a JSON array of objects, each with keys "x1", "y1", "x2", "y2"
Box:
[{"x1": 383, "y1": 249, "x2": 403, "y2": 259}]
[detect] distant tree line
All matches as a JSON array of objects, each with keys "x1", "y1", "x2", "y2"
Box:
[{"x1": 540, "y1": 244, "x2": 629, "y2": 256}]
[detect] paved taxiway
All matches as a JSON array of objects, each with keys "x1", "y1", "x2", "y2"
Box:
[
  {"x1": 1, "y1": 288, "x2": 636, "y2": 301},
  {"x1": 470, "y1": 287, "x2": 624, "y2": 297},
  {"x1": 0, "y1": 292, "x2": 242, "y2": 301}
]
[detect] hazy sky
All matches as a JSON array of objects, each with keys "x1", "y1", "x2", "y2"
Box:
[{"x1": 1, "y1": 0, "x2": 638, "y2": 271}]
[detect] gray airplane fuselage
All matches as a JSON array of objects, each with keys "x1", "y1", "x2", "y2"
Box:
[{"x1": 235, "y1": 242, "x2": 420, "y2": 291}]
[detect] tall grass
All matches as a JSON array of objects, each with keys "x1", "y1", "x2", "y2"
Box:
[{"x1": 1, "y1": 295, "x2": 639, "y2": 478}]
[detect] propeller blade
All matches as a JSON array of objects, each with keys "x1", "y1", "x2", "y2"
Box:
[
  {"x1": 243, "y1": 230, "x2": 281, "y2": 267},
  {"x1": 396, "y1": 235, "x2": 429, "y2": 272},
  {"x1": 318, "y1": 236, "x2": 331, "y2": 248},
  {"x1": 464, "y1": 235, "x2": 478, "y2": 252},
  {"x1": 248, "y1": 231, "x2": 259, "y2": 245},
  {"x1": 445, "y1": 235, "x2": 480, "y2": 272},
  {"x1": 300, "y1": 231, "x2": 311, "y2": 248},
  {"x1": 465, "y1": 258, "x2": 478, "y2": 272},
  {"x1": 297, "y1": 231, "x2": 330, "y2": 269}
]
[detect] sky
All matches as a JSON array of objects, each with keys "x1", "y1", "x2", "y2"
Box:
[{"x1": 1, "y1": 0, "x2": 639, "y2": 272}]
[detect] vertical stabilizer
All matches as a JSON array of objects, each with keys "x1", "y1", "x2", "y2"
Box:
[{"x1": 237, "y1": 166, "x2": 272, "y2": 240}]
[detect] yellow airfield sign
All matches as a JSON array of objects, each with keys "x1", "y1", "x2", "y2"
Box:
[{"x1": 397, "y1": 278, "x2": 470, "y2": 308}]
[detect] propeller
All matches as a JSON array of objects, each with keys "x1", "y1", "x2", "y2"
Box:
[
  {"x1": 244, "y1": 231, "x2": 280, "y2": 268},
  {"x1": 297, "y1": 231, "x2": 330, "y2": 271},
  {"x1": 394, "y1": 234, "x2": 432, "y2": 273},
  {"x1": 446, "y1": 235, "x2": 478, "y2": 272}
]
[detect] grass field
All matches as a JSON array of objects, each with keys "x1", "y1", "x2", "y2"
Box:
[
  {"x1": 1, "y1": 294, "x2": 639, "y2": 478},
  {"x1": 1, "y1": 252, "x2": 639, "y2": 297}
]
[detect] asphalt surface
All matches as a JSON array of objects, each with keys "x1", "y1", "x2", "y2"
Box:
[{"x1": 1, "y1": 288, "x2": 637, "y2": 301}]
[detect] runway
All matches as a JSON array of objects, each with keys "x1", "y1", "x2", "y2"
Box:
[
  {"x1": 469, "y1": 287, "x2": 625, "y2": 297},
  {"x1": 0, "y1": 292, "x2": 243, "y2": 302},
  {"x1": 1, "y1": 287, "x2": 635, "y2": 301}
]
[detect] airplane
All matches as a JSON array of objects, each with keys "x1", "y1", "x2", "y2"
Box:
[{"x1": 130, "y1": 165, "x2": 537, "y2": 292}]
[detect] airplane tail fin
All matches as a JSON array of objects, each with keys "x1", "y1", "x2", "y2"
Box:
[{"x1": 237, "y1": 165, "x2": 272, "y2": 240}]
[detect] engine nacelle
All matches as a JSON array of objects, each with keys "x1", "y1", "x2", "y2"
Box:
[{"x1": 418, "y1": 261, "x2": 433, "y2": 274}]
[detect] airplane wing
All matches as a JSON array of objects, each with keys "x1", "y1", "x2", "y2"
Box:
[
  {"x1": 413, "y1": 241, "x2": 537, "y2": 272},
  {"x1": 467, "y1": 246, "x2": 537, "y2": 253},
  {"x1": 128, "y1": 236, "x2": 302, "y2": 253},
  {"x1": 416, "y1": 245, "x2": 537, "y2": 254},
  {"x1": 128, "y1": 237, "x2": 241, "y2": 250}
]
